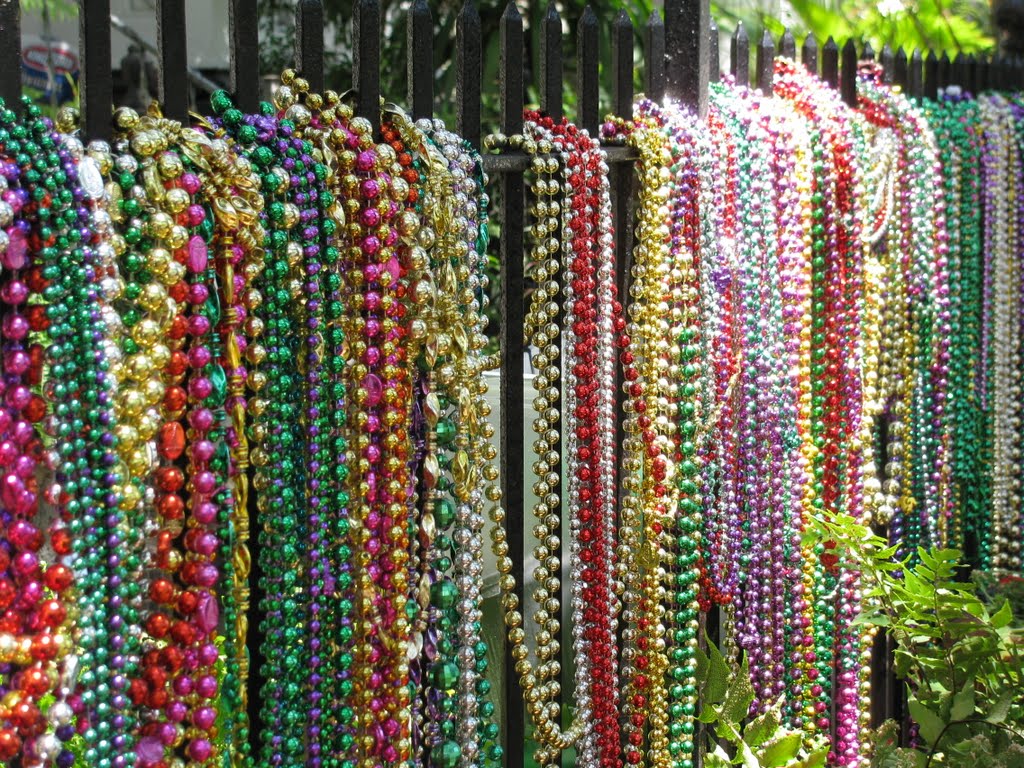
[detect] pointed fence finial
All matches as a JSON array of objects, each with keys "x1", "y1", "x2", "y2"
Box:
[{"x1": 731, "y1": 22, "x2": 749, "y2": 87}]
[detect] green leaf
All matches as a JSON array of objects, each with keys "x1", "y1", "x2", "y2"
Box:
[
  {"x1": 705, "y1": 637, "x2": 731, "y2": 704},
  {"x1": 856, "y1": 611, "x2": 890, "y2": 627},
  {"x1": 759, "y1": 733, "x2": 803, "y2": 767},
  {"x1": 721, "y1": 655, "x2": 755, "y2": 725},
  {"x1": 950, "y1": 682, "x2": 976, "y2": 721},
  {"x1": 703, "y1": 748, "x2": 732, "y2": 768},
  {"x1": 792, "y1": 746, "x2": 830, "y2": 768},
  {"x1": 743, "y1": 700, "x2": 782, "y2": 748},
  {"x1": 908, "y1": 699, "x2": 946, "y2": 746},
  {"x1": 986, "y1": 691, "x2": 1013, "y2": 724},
  {"x1": 696, "y1": 645, "x2": 709, "y2": 689},
  {"x1": 698, "y1": 705, "x2": 720, "y2": 724},
  {"x1": 876, "y1": 748, "x2": 928, "y2": 768},
  {"x1": 992, "y1": 599, "x2": 1014, "y2": 629}
]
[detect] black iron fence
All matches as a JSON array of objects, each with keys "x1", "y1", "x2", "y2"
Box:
[{"x1": 1, "y1": 1, "x2": 1021, "y2": 765}]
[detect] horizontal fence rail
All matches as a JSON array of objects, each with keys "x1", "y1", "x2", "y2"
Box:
[{"x1": 3, "y1": 1, "x2": 1024, "y2": 767}]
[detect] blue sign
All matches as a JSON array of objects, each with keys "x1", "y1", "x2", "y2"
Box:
[{"x1": 21, "y1": 37, "x2": 79, "y2": 104}]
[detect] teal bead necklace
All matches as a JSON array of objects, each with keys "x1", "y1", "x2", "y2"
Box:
[{"x1": 5, "y1": 98, "x2": 138, "y2": 767}]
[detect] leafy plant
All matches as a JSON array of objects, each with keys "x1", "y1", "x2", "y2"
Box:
[
  {"x1": 973, "y1": 570, "x2": 1024, "y2": 621},
  {"x1": 21, "y1": 0, "x2": 77, "y2": 20},
  {"x1": 805, "y1": 512, "x2": 1024, "y2": 766},
  {"x1": 695, "y1": 641, "x2": 830, "y2": 767}
]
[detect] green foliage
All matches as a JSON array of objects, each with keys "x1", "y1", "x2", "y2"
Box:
[
  {"x1": 973, "y1": 571, "x2": 1024, "y2": 620},
  {"x1": 804, "y1": 511, "x2": 1024, "y2": 765},
  {"x1": 695, "y1": 641, "x2": 829, "y2": 767},
  {"x1": 713, "y1": 0, "x2": 995, "y2": 72},
  {"x1": 21, "y1": 0, "x2": 78, "y2": 20}
]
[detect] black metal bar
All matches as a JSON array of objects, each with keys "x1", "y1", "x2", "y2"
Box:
[
  {"x1": 80, "y1": 0, "x2": 112, "y2": 139},
  {"x1": 977, "y1": 55, "x2": 989, "y2": 93},
  {"x1": 481, "y1": 146, "x2": 638, "y2": 175},
  {"x1": 353, "y1": 0, "x2": 381, "y2": 125},
  {"x1": 993, "y1": 55, "x2": 1004, "y2": 90},
  {"x1": 609, "y1": 15, "x2": 634, "y2": 621},
  {"x1": 910, "y1": 49, "x2": 923, "y2": 100},
  {"x1": 964, "y1": 54, "x2": 977, "y2": 93},
  {"x1": 408, "y1": 0, "x2": 433, "y2": 120},
  {"x1": 498, "y1": 6, "x2": 525, "y2": 767},
  {"x1": 229, "y1": 0, "x2": 260, "y2": 112},
  {"x1": 802, "y1": 34, "x2": 818, "y2": 74},
  {"x1": 756, "y1": 28, "x2": 774, "y2": 95},
  {"x1": 109, "y1": 14, "x2": 221, "y2": 94},
  {"x1": 665, "y1": 0, "x2": 709, "y2": 116},
  {"x1": 894, "y1": 47, "x2": 908, "y2": 91},
  {"x1": 731, "y1": 22, "x2": 749, "y2": 87},
  {"x1": 840, "y1": 38, "x2": 857, "y2": 107},
  {"x1": 924, "y1": 50, "x2": 939, "y2": 100},
  {"x1": 457, "y1": 0, "x2": 482, "y2": 149},
  {"x1": 709, "y1": 18, "x2": 720, "y2": 84},
  {"x1": 822, "y1": 36, "x2": 839, "y2": 89},
  {"x1": 612, "y1": 10, "x2": 634, "y2": 117},
  {"x1": 937, "y1": 51, "x2": 951, "y2": 91},
  {"x1": 157, "y1": 0, "x2": 189, "y2": 121},
  {"x1": 646, "y1": 10, "x2": 666, "y2": 103},
  {"x1": 951, "y1": 52, "x2": 966, "y2": 87},
  {"x1": 0, "y1": 0, "x2": 19, "y2": 113},
  {"x1": 862, "y1": 40, "x2": 875, "y2": 61},
  {"x1": 540, "y1": 1, "x2": 563, "y2": 121},
  {"x1": 577, "y1": 5, "x2": 600, "y2": 134},
  {"x1": 778, "y1": 29, "x2": 795, "y2": 59},
  {"x1": 881, "y1": 44, "x2": 894, "y2": 83},
  {"x1": 295, "y1": 0, "x2": 325, "y2": 95}
]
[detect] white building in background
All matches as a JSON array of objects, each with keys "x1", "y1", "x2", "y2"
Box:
[
  {"x1": 21, "y1": 0, "x2": 233, "y2": 70},
  {"x1": 20, "y1": 0, "x2": 233, "y2": 104}
]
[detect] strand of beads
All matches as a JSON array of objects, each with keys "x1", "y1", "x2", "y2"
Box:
[
  {"x1": 603, "y1": 102, "x2": 673, "y2": 768},
  {"x1": 5, "y1": 97, "x2": 138, "y2": 768},
  {"x1": 659, "y1": 98, "x2": 713, "y2": 768},
  {"x1": 979, "y1": 94, "x2": 1023, "y2": 572},
  {"x1": 191, "y1": 106, "x2": 266, "y2": 766},
  {"x1": 271, "y1": 77, "x2": 341, "y2": 768},
  {"x1": 0, "y1": 116, "x2": 78, "y2": 767},
  {"x1": 482, "y1": 110, "x2": 625, "y2": 768},
  {"x1": 766, "y1": 60, "x2": 821, "y2": 739},
  {"x1": 538, "y1": 112, "x2": 622, "y2": 768}
]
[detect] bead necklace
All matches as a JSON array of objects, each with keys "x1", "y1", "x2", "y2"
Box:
[
  {"x1": 540, "y1": 113, "x2": 621, "y2": 768},
  {"x1": 192, "y1": 102, "x2": 267, "y2": 766},
  {"x1": 272, "y1": 75, "x2": 342, "y2": 768},
  {"x1": 337, "y1": 105, "x2": 410, "y2": 768},
  {"x1": 604, "y1": 102, "x2": 674, "y2": 768},
  {"x1": 99, "y1": 109, "x2": 193, "y2": 767},
  {"x1": 416, "y1": 115, "x2": 502, "y2": 768},
  {"x1": 710, "y1": 81, "x2": 792, "y2": 712},
  {"x1": 209, "y1": 92, "x2": 311, "y2": 765},
  {"x1": 485, "y1": 111, "x2": 623, "y2": 767},
  {"x1": 766, "y1": 64, "x2": 822, "y2": 738},
  {"x1": 979, "y1": 94, "x2": 1022, "y2": 572},
  {"x1": 0, "y1": 119, "x2": 77, "y2": 766},
  {"x1": 7, "y1": 98, "x2": 137, "y2": 768},
  {"x1": 659, "y1": 98, "x2": 714, "y2": 768}
]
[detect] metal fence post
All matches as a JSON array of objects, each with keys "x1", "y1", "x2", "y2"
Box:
[
  {"x1": 497, "y1": 6, "x2": 526, "y2": 767},
  {"x1": 80, "y1": 0, "x2": 112, "y2": 138}
]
